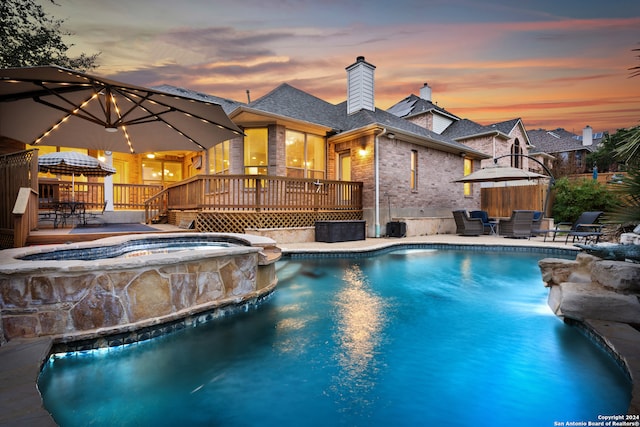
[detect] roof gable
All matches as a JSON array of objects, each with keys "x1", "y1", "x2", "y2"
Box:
[{"x1": 488, "y1": 118, "x2": 520, "y2": 135}]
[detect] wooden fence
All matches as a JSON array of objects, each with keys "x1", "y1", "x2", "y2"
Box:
[
  {"x1": 0, "y1": 150, "x2": 38, "y2": 248},
  {"x1": 481, "y1": 184, "x2": 548, "y2": 218}
]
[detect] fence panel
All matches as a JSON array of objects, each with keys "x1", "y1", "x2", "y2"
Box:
[{"x1": 481, "y1": 184, "x2": 547, "y2": 218}]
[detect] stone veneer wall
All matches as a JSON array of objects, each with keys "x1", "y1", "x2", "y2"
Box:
[{"x1": 0, "y1": 234, "x2": 279, "y2": 344}]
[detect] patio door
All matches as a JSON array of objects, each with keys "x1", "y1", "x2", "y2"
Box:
[{"x1": 338, "y1": 151, "x2": 351, "y2": 203}]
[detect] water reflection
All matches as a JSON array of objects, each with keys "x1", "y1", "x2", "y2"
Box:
[{"x1": 331, "y1": 264, "x2": 388, "y2": 410}]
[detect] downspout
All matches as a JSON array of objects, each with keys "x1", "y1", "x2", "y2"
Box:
[{"x1": 374, "y1": 128, "x2": 388, "y2": 237}]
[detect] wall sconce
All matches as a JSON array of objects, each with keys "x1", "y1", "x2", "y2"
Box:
[
  {"x1": 460, "y1": 152, "x2": 466, "y2": 158},
  {"x1": 359, "y1": 141, "x2": 367, "y2": 156},
  {"x1": 387, "y1": 133, "x2": 396, "y2": 140}
]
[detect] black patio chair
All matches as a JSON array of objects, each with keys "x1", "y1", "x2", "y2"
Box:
[{"x1": 553, "y1": 211, "x2": 605, "y2": 244}]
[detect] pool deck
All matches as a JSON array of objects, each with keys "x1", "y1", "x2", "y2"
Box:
[{"x1": 1, "y1": 234, "x2": 638, "y2": 424}]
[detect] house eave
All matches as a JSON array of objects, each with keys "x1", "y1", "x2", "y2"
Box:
[
  {"x1": 453, "y1": 130, "x2": 507, "y2": 142},
  {"x1": 230, "y1": 106, "x2": 333, "y2": 134},
  {"x1": 330, "y1": 124, "x2": 490, "y2": 160}
]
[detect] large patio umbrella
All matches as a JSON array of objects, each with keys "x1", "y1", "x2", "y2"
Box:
[
  {"x1": 454, "y1": 165, "x2": 548, "y2": 183},
  {"x1": 0, "y1": 65, "x2": 243, "y2": 153},
  {"x1": 38, "y1": 151, "x2": 116, "y2": 200}
]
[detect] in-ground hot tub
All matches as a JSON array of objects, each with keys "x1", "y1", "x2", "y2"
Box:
[{"x1": 0, "y1": 233, "x2": 280, "y2": 348}]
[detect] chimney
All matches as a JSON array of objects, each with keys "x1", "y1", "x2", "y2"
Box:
[
  {"x1": 346, "y1": 56, "x2": 376, "y2": 114},
  {"x1": 420, "y1": 82, "x2": 432, "y2": 101},
  {"x1": 582, "y1": 125, "x2": 593, "y2": 146}
]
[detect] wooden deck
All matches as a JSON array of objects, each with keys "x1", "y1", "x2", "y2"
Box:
[{"x1": 26, "y1": 223, "x2": 187, "y2": 246}]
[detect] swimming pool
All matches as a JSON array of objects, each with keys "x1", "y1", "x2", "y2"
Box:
[{"x1": 38, "y1": 248, "x2": 631, "y2": 426}]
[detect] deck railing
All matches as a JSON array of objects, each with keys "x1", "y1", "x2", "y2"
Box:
[
  {"x1": 145, "y1": 175, "x2": 363, "y2": 223},
  {"x1": 38, "y1": 179, "x2": 163, "y2": 210}
]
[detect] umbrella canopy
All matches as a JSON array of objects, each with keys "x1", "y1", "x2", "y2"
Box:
[
  {"x1": 0, "y1": 65, "x2": 243, "y2": 153},
  {"x1": 454, "y1": 165, "x2": 548, "y2": 183},
  {"x1": 38, "y1": 151, "x2": 116, "y2": 177}
]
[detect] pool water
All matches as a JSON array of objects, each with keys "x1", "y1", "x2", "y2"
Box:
[{"x1": 38, "y1": 249, "x2": 631, "y2": 426}]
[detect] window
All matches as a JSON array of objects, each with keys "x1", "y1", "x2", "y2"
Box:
[
  {"x1": 142, "y1": 159, "x2": 182, "y2": 185},
  {"x1": 511, "y1": 139, "x2": 522, "y2": 168},
  {"x1": 244, "y1": 128, "x2": 268, "y2": 175},
  {"x1": 286, "y1": 130, "x2": 326, "y2": 179},
  {"x1": 209, "y1": 141, "x2": 229, "y2": 174},
  {"x1": 410, "y1": 150, "x2": 418, "y2": 190},
  {"x1": 463, "y1": 157, "x2": 472, "y2": 196}
]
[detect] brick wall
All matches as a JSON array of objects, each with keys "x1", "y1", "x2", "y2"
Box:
[{"x1": 345, "y1": 133, "x2": 480, "y2": 235}]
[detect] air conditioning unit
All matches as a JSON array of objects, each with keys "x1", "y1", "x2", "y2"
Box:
[{"x1": 387, "y1": 221, "x2": 406, "y2": 238}]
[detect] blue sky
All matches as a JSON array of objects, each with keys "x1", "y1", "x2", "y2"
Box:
[{"x1": 42, "y1": 0, "x2": 640, "y2": 133}]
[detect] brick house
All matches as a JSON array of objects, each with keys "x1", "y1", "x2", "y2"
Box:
[
  {"x1": 527, "y1": 126, "x2": 605, "y2": 175},
  {"x1": 162, "y1": 56, "x2": 491, "y2": 237}
]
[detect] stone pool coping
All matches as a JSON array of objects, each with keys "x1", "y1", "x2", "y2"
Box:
[
  {"x1": 0, "y1": 232, "x2": 279, "y2": 271},
  {"x1": 0, "y1": 234, "x2": 637, "y2": 425}
]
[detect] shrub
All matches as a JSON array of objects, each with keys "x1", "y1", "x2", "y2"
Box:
[{"x1": 551, "y1": 177, "x2": 621, "y2": 223}]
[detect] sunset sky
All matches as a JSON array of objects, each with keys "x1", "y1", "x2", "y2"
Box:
[{"x1": 41, "y1": 0, "x2": 640, "y2": 134}]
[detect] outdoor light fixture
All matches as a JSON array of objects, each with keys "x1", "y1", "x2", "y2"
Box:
[
  {"x1": 105, "y1": 126, "x2": 118, "y2": 132},
  {"x1": 387, "y1": 133, "x2": 396, "y2": 139}
]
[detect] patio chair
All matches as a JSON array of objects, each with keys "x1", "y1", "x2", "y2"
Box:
[
  {"x1": 84, "y1": 201, "x2": 108, "y2": 225},
  {"x1": 470, "y1": 210, "x2": 493, "y2": 234},
  {"x1": 500, "y1": 210, "x2": 535, "y2": 239},
  {"x1": 546, "y1": 211, "x2": 604, "y2": 244},
  {"x1": 452, "y1": 210, "x2": 484, "y2": 236},
  {"x1": 530, "y1": 211, "x2": 543, "y2": 237}
]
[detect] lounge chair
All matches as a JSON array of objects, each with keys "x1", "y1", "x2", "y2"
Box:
[
  {"x1": 500, "y1": 210, "x2": 535, "y2": 239},
  {"x1": 452, "y1": 210, "x2": 484, "y2": 236},
  {"x1": 470, "y1": 210, "x2": 493, "y2": 234},
  {"x1": 547, "y1": 211, "x2": 604, "y2": 244}
]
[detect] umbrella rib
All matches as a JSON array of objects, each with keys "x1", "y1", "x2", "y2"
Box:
[
  {"x1": 34, "y1": 80, "x2": 111, "y2": 126},
  {"x1": 115, "y1": 87, "x2": 243, "y2": 135},
  {"x1": 32, "y1": 92, "x2": 108, "y2": 144},
  {"x1": 34, "y1": 95, "x2": 107, "y2": 127}
]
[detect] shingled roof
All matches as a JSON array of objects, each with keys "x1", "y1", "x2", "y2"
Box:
[
  {"x1": 386, "y1": 94, "x2": 459, "y2": 120},
  {"x1": 528, "y1": 128, "x2": 600, "y2": 154},
  {"x1": 153, "y1": 84, "x2": 244, "y2": 115},
  {"x1": 248, "y1": 83, "x2": 485, "y2": 156},
  {"x1": 153, "y1": 82, "x2": 487, "y2": 157},
  {"x1": 441, "y1": 118, "x2": 504, "y2": 140}
]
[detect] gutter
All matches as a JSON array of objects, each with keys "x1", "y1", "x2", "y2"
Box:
[{"x1": 374, "y1": 128, "x2": 388, "y2": 238}]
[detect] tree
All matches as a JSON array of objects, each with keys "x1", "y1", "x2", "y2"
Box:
[
  {"x1": 0, "y1": 0, "x2": 99, "y2": 70},
  {"x1": 606, "y1": 45, "x2": 640, "y2": 226},
  {"x1": 551, "y1": 177, "x2": 620, "y2": 223},
  {"x1": 586, "y1": 131, "x2": 621, "y2": 173}
]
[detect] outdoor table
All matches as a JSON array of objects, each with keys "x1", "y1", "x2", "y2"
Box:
[
  {"x1": 54, "y1": 201, "x2": 86, "y2": 228},
  {"x1": 488, "y1": 220, "x2": 499, "y2": 235}
]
